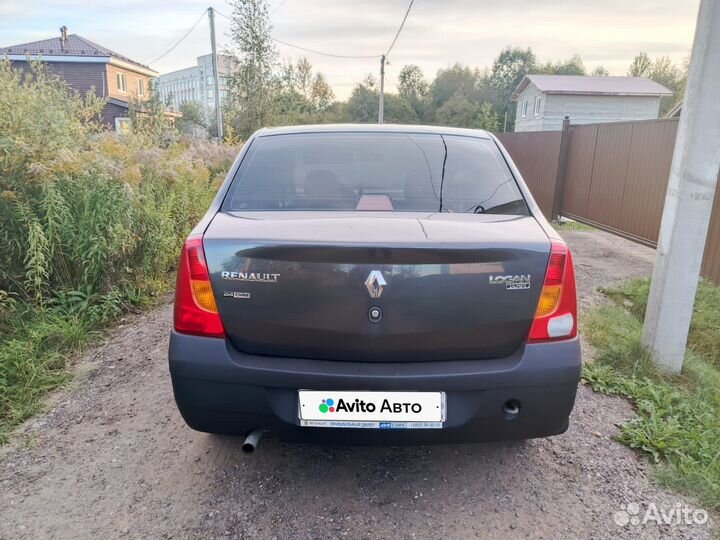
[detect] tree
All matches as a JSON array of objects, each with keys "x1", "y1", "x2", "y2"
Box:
[
  {"x1": 591, "y1": 65, "x2": 610, "y2": 76},
  {"x1": 649, "y1": 55, "x2": 683, "y2": 116},
  {"x1": 226, "y1": 0, "x2": 278, "y2": 138},
  {"x1": 431, "y1": 63, "x2": 483, "y2": 109},
  {"x1": 178, "y1": 101, "x2": 208, "y2": 136},
  {"x1": 557, "y1": 54, "x2": 585, "y2": 75},
  {"x1": 627, "y1": 52, "x2": 684, "y2": 115},
  {"x1": 398, "y1": 65, "x2": 428, "y2": 101},
  {"x1": 274, "y1": 57, "x2": 335, "y2": 122},
  {"x1": 628, "y1": 52, "x2": 652, "y2": 77},
  {"x1": 384, "y1": 94, "x2": 419, "y2": 124},
  {"x1": 538, "y1": 54, "x2": 586, "y2": 76},
  {"x1": 649, "y1": 56, "x2": 681, "y2": 90},
  {"x1": 346, "y1": 74, "x2": 417, "y2": 124},
  {"x1": 129, "y1": 83, "x2": 177, "y2": 146},
  {"x1": 398, "y1": 64, "x2": 429, "y2": 119},
  {"x1": 475, "y1": 102, "x2": 499, "y2": 131},
  {"x1": 435, "y1": 93, "x2": 478, "y2": 128},
  {"x1": 489, "y1": 47, "x2": 537, "y2": 94},
  {"x1": 310, "y1": 73, "x2": 334, "y2": 111},
  {"x1": 346, "y1": 76, "x2": 378, "y2": 122},
  {"x1": 488, "y1": 47, "x2": 537, "y2": 130},
  {"x1": 295, "y1": 57, "x2": 313, "y2": 98},
  {"x1": 673, "y1": 55, "x2": 691, "y2": 108}
]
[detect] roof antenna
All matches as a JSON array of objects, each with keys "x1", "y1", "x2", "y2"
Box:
[{"x1": 60, "y1": 26, "x2": 68, "y2": 47}]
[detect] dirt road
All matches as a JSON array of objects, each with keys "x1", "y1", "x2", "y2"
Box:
[{"x1": 0, "y1": 230, "x2": 713, "y2": 540}]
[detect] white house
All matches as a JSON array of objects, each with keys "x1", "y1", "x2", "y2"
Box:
[{"x1": 511, "y1": 75, "x2": 673, "y2": 132}]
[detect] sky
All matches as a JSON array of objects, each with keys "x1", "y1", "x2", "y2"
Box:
[{"x1": 0, "y1": 0, "x2": 701, "y2": 100}]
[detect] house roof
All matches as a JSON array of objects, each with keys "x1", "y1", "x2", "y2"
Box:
[
  {"x1": 0, "y1": 33, "x2": 157, "y2": 75},
  {"x1": 511, "y1": 74, "x2": 673, "y2": 101}
]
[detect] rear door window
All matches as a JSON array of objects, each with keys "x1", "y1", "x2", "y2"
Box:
[{"x1": 223, "y1": 132, "x2": 527, "y2": 215}]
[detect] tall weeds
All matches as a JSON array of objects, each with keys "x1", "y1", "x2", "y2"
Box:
[{"x1": 0, "y1": 60, "x2": 238, "y2": 440}]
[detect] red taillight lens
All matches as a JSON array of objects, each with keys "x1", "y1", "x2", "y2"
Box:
[
  {"x1": 528, "y1": 241, "x2": 577, "y2": 343},
  {"x1": 173, "y1": 236, "x2": 225, "y2": 338}
]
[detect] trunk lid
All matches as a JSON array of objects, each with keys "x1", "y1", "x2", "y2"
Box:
[{"x1": 203, "y1": 212, "x2": 550, "y2": 362}]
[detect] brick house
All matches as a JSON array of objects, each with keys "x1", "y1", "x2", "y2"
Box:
[{"x1": 0, "y1": 27, "x2": 159, "y2": 130}]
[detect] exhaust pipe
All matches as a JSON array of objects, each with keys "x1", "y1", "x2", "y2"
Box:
[
  {"x1": 503, "y1": 400, "x2": 521, "y2": 420},
  {"x1": 242, "y1": 430, "x2": 264, "y2": 453}
]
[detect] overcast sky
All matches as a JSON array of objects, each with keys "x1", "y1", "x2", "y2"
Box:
[{"x1": 0, "y1": 0, "x2": 701, "y2": 99}]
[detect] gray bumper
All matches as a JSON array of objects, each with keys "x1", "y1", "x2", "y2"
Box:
[{"x1": 168, "y1": 331, "x2": 581, "y2": 444}]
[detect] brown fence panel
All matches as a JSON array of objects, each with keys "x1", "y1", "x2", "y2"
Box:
[
  {"x1": 585, "y1": 122, "x2": 634, "y2": 226},
  {"x1": 495, "y1": 131, "x2": 561, "y2": 220},
  {"x1": 562, "y1": 118, "x2": 679, "y2": 246},
  {"x1": 562, "y1": 124, "x2": 597, "y2": 218},
  {"x1": 702, "y1": 176, "x2": 720, "y2": 284},
  {"x1": 617, "y1": 120, "x2": 678, "y2": 242}
]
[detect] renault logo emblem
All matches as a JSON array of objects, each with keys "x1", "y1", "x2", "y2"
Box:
[{"x1": 365, "y1": 270, "x2": 387, "y2": 298}]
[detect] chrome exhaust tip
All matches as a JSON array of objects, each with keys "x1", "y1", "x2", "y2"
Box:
[{"x1": 242, "y1": 429, "x2": 264, "y2": 453}]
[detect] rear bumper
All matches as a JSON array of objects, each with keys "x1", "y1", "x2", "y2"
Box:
[{"x1": 168, "y1": 331, "x2": 581, "y2": 445}]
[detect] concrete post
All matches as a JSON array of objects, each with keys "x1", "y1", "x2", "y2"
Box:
[
  {"x1": 208, "y1": 7, "x2": 223, "y2": 140},
  {"x1": 642, "y1": 0, "x2": 720, "y2": 373},
  {"x1": 552, "y1": 116, "x2": 571, "y2": 221},
  {"x1": 378, "y1": 55, "x2": 385, "y2": 124}
]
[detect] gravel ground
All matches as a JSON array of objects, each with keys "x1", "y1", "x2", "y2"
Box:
[{"x1": 0, "y1": 229, "x2": 715, "y2": 540}]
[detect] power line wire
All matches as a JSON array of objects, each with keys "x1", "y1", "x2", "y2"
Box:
[
  {"x1": 384, "y1": 0, "x2": 414, "y2": 58},
  {"x1": 145, "y1": 11, "x2": 206, "y2": 65},
  {"x1": 270, "y1": 36, "x2": 381, "y2": 59},
  {"x1": 214, "y1": 9, "x2": 381, "y2": 59}
]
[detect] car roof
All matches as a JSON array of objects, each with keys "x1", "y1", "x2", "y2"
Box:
[{"x1": 257, "y1": 124, "x2": 492, "y2": 138}]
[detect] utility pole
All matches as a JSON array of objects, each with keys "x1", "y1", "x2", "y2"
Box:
[
  {"x1": 208, "y1": 7, "x2": 223, "y2": 140},
  {"x1": 642, "y1": 0, "x2": 720, "y2": 373},
  {"x1": 378, "y1": 55, "x2": 385, "y2": 124}
]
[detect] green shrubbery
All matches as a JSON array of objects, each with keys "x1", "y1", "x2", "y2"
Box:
[
  {"x1": 583, "y1": 280, "x2": 720, "y2": 511},
  {"x1": 0, "y1": 60, "x2": 237, "y2": 440}
]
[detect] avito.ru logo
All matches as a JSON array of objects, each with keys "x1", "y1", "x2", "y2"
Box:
[{"x1": 319, "y1": 398, "x2": 335, "y2": 413}]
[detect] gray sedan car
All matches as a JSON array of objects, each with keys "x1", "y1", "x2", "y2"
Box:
[{"x1": 169, "y1": 124, "x2": 580, "y2": 451}]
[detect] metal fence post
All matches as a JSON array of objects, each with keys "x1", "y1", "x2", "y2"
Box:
[{"x1": 552, "y1": 116, "x2": 571, "y2": 221}]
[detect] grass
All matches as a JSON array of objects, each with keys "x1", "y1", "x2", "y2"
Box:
[
  {"x1": 0, "y1": 286, "x2": 167, "y2": 443},
  {"x1": 553, "y1": 219, "x2": 597, "y2": 232},
  {"x1": 601, "y1": 278, "x2": 720, "y2": 368},
  {"x1": 583, "y1": 278, "x2": 720, "y2": 512}
]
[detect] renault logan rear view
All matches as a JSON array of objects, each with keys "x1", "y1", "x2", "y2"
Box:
[{"x1": 168, "y1": 124, "x2": 581, "y2": 449}]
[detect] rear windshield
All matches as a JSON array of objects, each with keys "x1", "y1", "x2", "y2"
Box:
[{"x1": 223, "y1": 132, "x2": 528, "y2": 215}]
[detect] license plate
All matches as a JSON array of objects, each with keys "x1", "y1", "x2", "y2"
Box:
[{"x1": 298, "y1": 390, "x2": 445, "y2": 429}]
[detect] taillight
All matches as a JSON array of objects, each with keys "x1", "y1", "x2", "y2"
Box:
[
  {"x1": 173, "y1": 236, "x2": 225, "y2": 338},
  {"x1": 528, "y1": 241, "x2": 577, "y2": 342}
]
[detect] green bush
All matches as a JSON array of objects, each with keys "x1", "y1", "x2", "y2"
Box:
[{"x1": 0, "y1": 60, "x2": 238, "y2": 441}]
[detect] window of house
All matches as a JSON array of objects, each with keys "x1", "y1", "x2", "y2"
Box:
[
  {"x1": 116, "y1": 72, "x2": 127, "y2": 93},
  {"x1": 521, "y1": 99, "x2": 528, "y2": 117},
  {"x1": 534, "y1": 95, "x2": 541, "y2": 115},
  {"x1": 137, "y1": 78, "x2": 145, "y2": 97}
]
